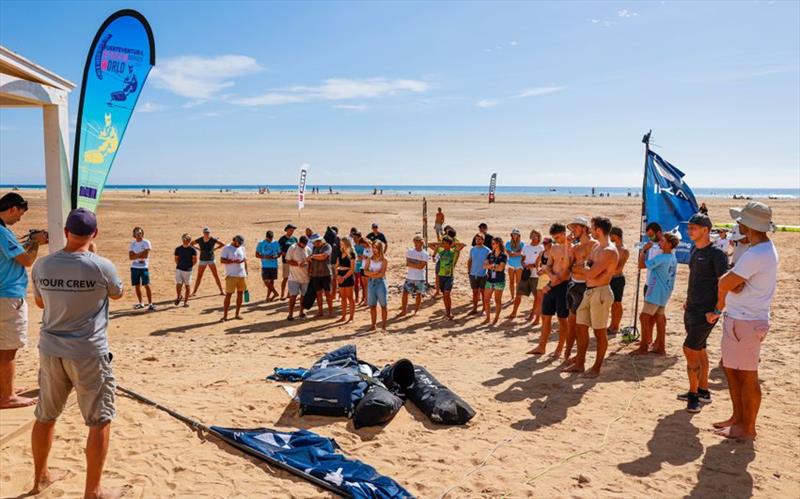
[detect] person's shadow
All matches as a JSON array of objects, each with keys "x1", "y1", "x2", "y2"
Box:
[
  {"x1": 685, "y1": 439, "x2": 756, "y2": 498},
  {"x1": 618, "y1": 409, "x2": 703, "y2": 477}
]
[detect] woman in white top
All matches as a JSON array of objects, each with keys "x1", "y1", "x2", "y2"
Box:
[{"x1": 363, "y1": 240, "x2": 388, "y2": 332}]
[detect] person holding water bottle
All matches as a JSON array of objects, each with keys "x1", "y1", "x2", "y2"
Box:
[{"x1": 221, "y1": 235, "x2": 247, "y2": 321}]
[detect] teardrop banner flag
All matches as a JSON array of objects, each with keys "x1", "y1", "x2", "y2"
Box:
[
  {"x1": 71, "y1": 9, "x2": 155, "y2": 212},
  {"x1": 298, "y1": 163, "x2": 309, "y2": 210},
  {"x1": 488, "y1": 172, "x2": 497, "y2": 203}
]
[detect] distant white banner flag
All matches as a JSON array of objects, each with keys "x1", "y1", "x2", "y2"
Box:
[{"x1": 298, "y1": 163, "x2": 309, "y2": 210}]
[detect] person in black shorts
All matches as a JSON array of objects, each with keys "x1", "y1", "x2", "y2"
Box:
[
  {"x1": 308, "y1": 234, "x2": 334, "y2": 317},
  {"x1": 191, "y1": 227, "x2": 225, "y2": 296},
  {"x1": 530, "y1": 224, "x2": 571, "y2": 357},
  {"x1": 608, "y1": 226, "x2": 629, "y2": 334},
  {"x1": 680, "y1": 213, "x2": 728, "y2": 413},
  {"x1": 336, "y1": 237, "x2": 356, "y2": 323}
]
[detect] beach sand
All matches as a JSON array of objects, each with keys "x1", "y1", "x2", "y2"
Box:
[{"x1": 1, "y1": 190, "x2": 798, "y2": 498}]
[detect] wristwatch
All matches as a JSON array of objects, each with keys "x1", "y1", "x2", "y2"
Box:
[{"x1": 712, "y1": 308, "x2": 723, "y2": 315}]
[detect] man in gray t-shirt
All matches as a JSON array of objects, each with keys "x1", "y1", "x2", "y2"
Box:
[{"x1": 28, "y1": 208, "x2": 124, "y2": 498}]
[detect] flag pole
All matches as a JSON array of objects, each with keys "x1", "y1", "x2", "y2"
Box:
[{"x1": 628, "y1": 130, "x2": 651, "y2": 335}]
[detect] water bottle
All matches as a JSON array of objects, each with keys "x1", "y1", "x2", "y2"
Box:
[{"x1": 244, "y1": 289, "x2": 250, "y2": 303}]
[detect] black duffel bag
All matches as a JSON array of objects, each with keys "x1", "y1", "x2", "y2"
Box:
[
  {"x1": 352, "y1": 384, "x2": 404, "y2": 429},
  {"x1": 378, "y1": 359, "x2": 415, "y2": 396},
  {"x1": 408, "y1": 365, "x2": 475, "y2": 425}
]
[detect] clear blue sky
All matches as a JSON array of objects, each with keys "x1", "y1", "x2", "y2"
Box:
[{"x1": 1, "y1": 1, "x2": 798, "y2": 187}]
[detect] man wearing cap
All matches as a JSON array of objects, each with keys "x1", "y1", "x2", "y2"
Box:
[
  {"x1": 471, "y1": 223, "x2": 493, "y2": 249},
  {"x1": 255, "y1": 230, "x2": 281, "y2": 302},
  {"x1": 1, "y1": 192, "x2": 48, "y2": 409},
  {"x1": 308, "y1": 234, "x2": 334, "y2": 317},
  {"x1": 562, "y1": 216, "x2": 597, "y2": 369},
  {"x1": 191, "y1": 227, "x2": 224, "y2": 296},
  {"x1": 220, "y1": 235, "x2": 248, "y2": 321},
  {"x1": 679, "y1": 213, "x2": 728, "y2": 413},
  {"x1": 29, "y1": 208, "x2": 124, "y2": 497},
  {"x1": 398, "y1": 235, "x2": 430, "y2": 316},
  {"x1": 713, "y1": 228, "x2": 733, "y2": 256},
  {"x1": 285, "y1": 235, "x2": 311, "y2": 320},
  {"x1": 706, "y1": 202, "x2": 778, "y2": 439},
  {"x1": 278, "y1": 224, "x2": 298, "y2": 300},
  {"x1": 366, "y1": 223, "x2": 388, "y2": 254}
]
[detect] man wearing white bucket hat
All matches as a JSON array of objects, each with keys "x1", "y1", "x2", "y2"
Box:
[{"x1": 706, "y1": 201, "x2": 778, "y2": 440}]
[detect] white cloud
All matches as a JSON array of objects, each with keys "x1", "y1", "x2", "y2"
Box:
[
  {"x1": 513, "y1": 86, "x2": 565, "y2": 98},
  {"x1": 137, "y1": 101, "x2": 166, "y2": 113},
  {"x1": 150, "y1": 54, "x2": 263, "y2": 101},
  {"x1": 232, "y1": 78, "x2": 429, "y2": 107},
  {"x1": 475, "y1": 99, "x2": 498, "y2": 108},
  {"x1": 591, "y1": 19, "x2": 600, "y2": 24},
  {"x1": 333, "y1": 104, "x2": 368, "y2": 111},
  {"x1": 617, "y1": 9, "x2": 638, "y2": 18},
  {"x1": 509, "y1": 40, "x2": 518, "y2": 46}
]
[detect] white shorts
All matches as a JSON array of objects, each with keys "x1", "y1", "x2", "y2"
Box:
[
  {"x1": 0, "y1": 297, "x2": 28, "y2": 350},
  {"x1": 288, "y1": 281, "x2": 308, "y2": 297},
  {"x1": 175, "y1": 270, "x2": 193, "y2": 285}
]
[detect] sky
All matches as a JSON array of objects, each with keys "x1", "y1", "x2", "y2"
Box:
[{"x1": 1, "y1": 0, "x2": 798, "y2": 188}]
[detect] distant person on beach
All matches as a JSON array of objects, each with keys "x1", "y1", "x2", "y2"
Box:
[
  {"x1": 534, "y1": 237, "x2": 554, "y2": 325},
  {"x1": 256, "y1": 230, "x2": 281, "y2": 302},
  {"x1": 364, "y1": 240, "x2": 388, "y2": 332},
  {"x1": 713, "y1": 228, "x2": 732, "y2": 256},
  {"x1": 174, "y1": 234, "x2": 197, "y2": 307},
  {"x1": 434, "y1": 208, "x2": 445, "y2": 241},
  {"x1": 220, "y1": 235, "x2": 247, "y2": 321},
  {"x1": 366, "y1": 223, "x2": 388, "y2": 253},
  {"x1": 325, "y1": 227, "x2": 340, "y2": 296},
  {"x1": 278, "y1": 224, "x2": 298, "y2": 300},
  {"x1": 352, "y1": 231, "x2": 369, "y2": 305},
  {"x1": 571, "y1": 217, "x2": 619, "y2": 377},
  {"x1": 466, "y1": 233, "x2": 490, "y2": 315},
  {"x1": 482, "y1": 237, "x2": 507, "y2": 325},
  {"x1": 472, "y1": 223, "x2": 493, "y2": 249},
  {"x1": 285, "y1": 236, "x2": 311, "y2": 320},
  {"x1": 508, "y1": 229, "x2": 543, "y2": 321},
  {"x1": 680, "y1": 213, "x2": 728, "y2": 413},
  {"x1": 191, "y1": 228, "x2": 224, "y2": 296},
  {"x1": 608, "y1": 227, "x2": 630, "y2": 335},
  {"x1": 129, "y1": 226, "x2": 155, "y2": 311},
  {"x1": 29, "y1": 208, "x2": 124, "y2": 498},
  {"x1": 398, "y1": 235, "x2": 429, "y2": 316},
  {"x1": 699, "y1": 202, "x2": 709, "y2": 215},
  {"x1": 631, "y1": 233, "x2": 679, "y2": 355},
  {"x1": 562, "y1": 216, "x2": 596, "y2": 366},
  {"x1": 335, "y1": 237, "x2": 356, "y2": 323},
  {"x1": 505, "y1": 229, "x2": 525, "y2": 302},
  {"x1": 1, "y1": 192, "x2": 47, "y2": 409},
  {"x1": 529, "y1": 224, "x2": 570, "y2": 357},
  {"x1": 707, "y1": 201, "x2": 777, "y2": 439},
  {"x1": 308, "y1": 234, "x2": 334, "y2": 318},
  {"x1": 429, "y1": 235, "x2": 464, "y2": 320},
  {"x1": 304, "y1": 227, "x2": 313, "y2": 239}
]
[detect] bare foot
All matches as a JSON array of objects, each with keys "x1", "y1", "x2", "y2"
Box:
[
  {"x1": 548, "y1": 349, "x2": 563, "y2": 359},
  {"x1": 648, "y1": 349, "x2": 666, "y2": 356},
  {"x1": 712, "y1": 418, "x2": 738, "y2": 429},
  {"x1": 191, "y1": 292, "x2": 197, "y2": 297},
  {"x1": 629, "y1": 348, "x2": 649, "y2": 356},
  {"x1": 396, "y1": 311, "x2": 407, "y2": 318},
  {"x1": 29, "y1": 469, "x2": 73, "y2": 495},
  {"x1": 531, "y1": 318, "x2": 540, "y2": 326},
  {"x1": 368, "y1": 325, "x2": 377, "y2": 332},
  {"x1": 492, "y1": 318, "x2": 499, "y2": 325},
  {"x1": 0, "y1": 394, "x2": 40, "y2": 409},
  {"x1": 482, "y1": 318, "x2": 491, "y2": 324},
  {"x1": 335, "y1": 317, "x2": 346, "y2": 323},
  {"x1": 527, "y1": 346, "x2": 546, "y2": 355},
  {"x1": 89, "y1": 485, "x2": 132, "y2": 499},
  {"x1": 468, "y1": 309, "x2": 479, "y2": 315},
  {"x1": 581, "y1": 369, "x2": 600, "y2": 378},
  {"x1": 507, "y1": 313, "x2": 517, "y2": 320},
  {"x1": 560, "y1": 357, "x2": 575, "y2": 368},
  {"x1": 564, "y1": 363, "x2": 585, "y2": 373},
  {"x1": 714, "y1": 425, "x2": 756, "y2": 440},
  {"x1": 234, "y1": 315, "x2": 243, "y2": 320}
]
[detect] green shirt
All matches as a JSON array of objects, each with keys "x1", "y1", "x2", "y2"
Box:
[{"x1": 436, "y1": 247, "x2": 456, "y2": 277}]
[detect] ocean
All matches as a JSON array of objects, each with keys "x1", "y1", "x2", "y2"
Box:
[{"x1": 2, "y1": 184, "x2": 798, "y2": 199}]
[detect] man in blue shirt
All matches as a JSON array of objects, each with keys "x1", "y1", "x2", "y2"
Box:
[
  {"x1": 632, "y1": 232, "x2": 679, "y2": 356},
  {"x1": 0, "y1": 192, "x2": 48, "y2": 409},
  {"x1": 256, "y1": 230, "x2": 281, "y2": 302},
  {"x1": 466, "y1": 233, "x2": 491, "y2": 315}
]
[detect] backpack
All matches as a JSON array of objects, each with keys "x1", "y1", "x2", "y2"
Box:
[{"x1": 298, "y1": 366, "x2": 368, "y2": 418}]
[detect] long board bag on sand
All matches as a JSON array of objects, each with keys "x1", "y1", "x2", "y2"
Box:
[
  {"x1": 302, "y1": 279, "x2": 318, "y2": 310},
  {"x1": 117, "y1": 386, "x2": 413, "y2": 499},
  {"x1": 407, "y1": 366, "x2": 476, "y2": 425}
]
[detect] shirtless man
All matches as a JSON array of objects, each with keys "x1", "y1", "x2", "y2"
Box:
[
  {"x1": 528, "y1": 223, "x2": 571, "y2": 357},
  {"x1": 608, "y1": 227, "x2": 630, "y2": 335},
  {"x1": 434, "y1": 208, "x2": 445, "y2": 241},
  {"x1": 562, "y1": 217, "x2": 597, "y2": 366},
  {"x1": 568, "y1": 217, "x2": 619, "y2": 377}
]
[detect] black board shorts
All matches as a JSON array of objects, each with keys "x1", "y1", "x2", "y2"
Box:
[
  {"x1": 261, "y1": 268, "x2": 278, "y2": 280},
  {"x1": 310, "y1": 275, "x2": 331, "y2": 292},
  {"x1": 610, "y1": 275, "x2": 625, "y2": 303},
  {"x1": 684, "y1": 308, "x2": 718, "y2": 350},
  {"x1": 542, "y1": 281, "x2": 569, "y2": 318},
  {"x1": 567, "y1": 281, "x2": 587, "y2": 315}
]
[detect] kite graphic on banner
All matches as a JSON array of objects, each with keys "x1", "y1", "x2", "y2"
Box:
[
  {"x1": 298, "y1": 163, "x2": 309, "y2": 210},
  {"x1": 72, "y1": 9, "x2": 155, "y2": 212}
]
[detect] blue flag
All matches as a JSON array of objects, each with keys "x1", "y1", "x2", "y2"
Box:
[
  {"x1": 644, "y1": 150, "x2": 699, "y2": 264},
  {"x1": 210, "y1": 426, "x2": 413, "y2": 498}
]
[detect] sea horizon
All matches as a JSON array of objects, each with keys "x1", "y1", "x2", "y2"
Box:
[{"x1": 2, "y1": 183, "x2": 798, "y2": 199}]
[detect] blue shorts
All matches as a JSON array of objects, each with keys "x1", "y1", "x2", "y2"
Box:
[
  {"x1": 403, "y1": 279, "x2": 426, "y2": 295},
  {"x1": 438, "y1": 275, "x2": 454, "y2": 292},
  {"x1": 131, "y1": 268, "x2": 150, "y2": 286},
  {"x1": 368, "y1": 278, "x2": 388, "y2": 307}
]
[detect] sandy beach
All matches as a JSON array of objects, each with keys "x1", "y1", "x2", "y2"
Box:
[{"x1": 1, "y1": 189, "x2": 798, "y2": 498}]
